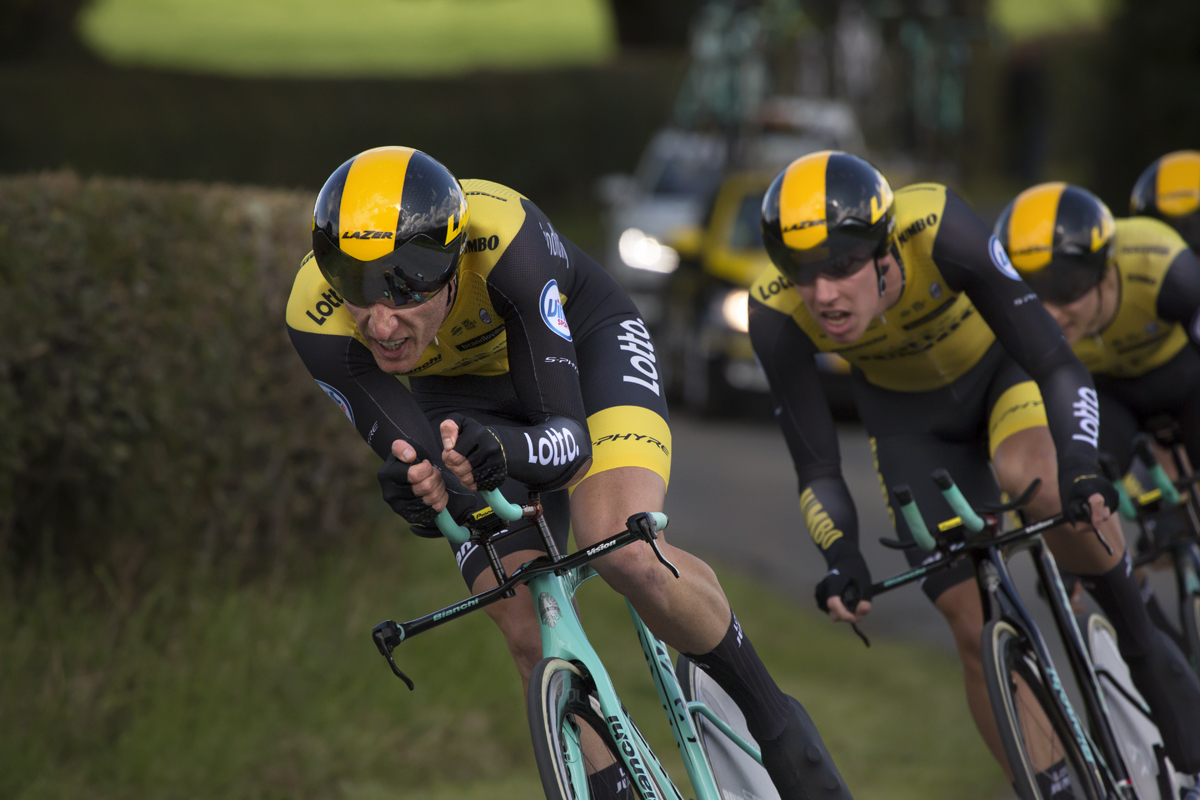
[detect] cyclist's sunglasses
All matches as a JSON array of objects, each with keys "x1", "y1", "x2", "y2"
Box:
[
  {"x1": 312, "y1": 228, "x2": 462, "y2": 307},
  {"x1": 765, "y1": 225, "x2": 888, "y2": 286},
  {"x1": 1025, "y1": 248, "x2": 1111, "y2": 306}
]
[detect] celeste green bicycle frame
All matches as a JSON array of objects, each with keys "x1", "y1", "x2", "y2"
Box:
[{"x1": 371, "y1": 488, "x2": 762, "y2": 800}]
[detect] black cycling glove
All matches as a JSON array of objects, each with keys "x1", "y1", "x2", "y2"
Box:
[
  {"x1": 377, "y1": 452, "x2": 476, "y2": 533},
  {"x1": 1059, "y1": 461, "x2": 1120, "y2": 523},
  {"x1": 815, "y1": 552, "x2": 873, "y2": 614},
  {"x1": 445, "y1": 413, "x2": 509, "y2": 492}
]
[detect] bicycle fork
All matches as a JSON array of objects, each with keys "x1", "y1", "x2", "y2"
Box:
[
  {"x1": 532, "y1": 567, "x2": 684, "y2": 800},
  {"x1": 979, "y1": 544, "x2": 1128, "y2": 799}
]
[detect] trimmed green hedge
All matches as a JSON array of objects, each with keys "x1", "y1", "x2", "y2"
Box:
[{"x1": 0, "y1": 172, "x2": 376, "y2": 586}]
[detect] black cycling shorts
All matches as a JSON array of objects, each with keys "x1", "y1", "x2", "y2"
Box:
[
  {"x1": 412, "y1": 311, "x2": 672, "y2": 588},
  {"x1": 856, "y1": 342, "x2": 1045, "y2": 602},
  {"x1": 1093, "y1": 345, "x2": 1200, "y2": 472}
]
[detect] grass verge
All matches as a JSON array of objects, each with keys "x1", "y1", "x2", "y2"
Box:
[
  {"x1": 79, "y1": 0, "x2": 616, "y2": 77},
  {"x1": 3, "y1": 517, "x2": 1008, "y2": 800}
]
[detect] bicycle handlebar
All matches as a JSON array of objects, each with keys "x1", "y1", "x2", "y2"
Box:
[
  {"x1": 931, "y1": 469, "x2": 986, "y2": 533},
  {"x1": 432, "y1": 488, "x2": 544, "y2": 544},
  {"x1": 435, "y1": 489, "x2": 668, "y2": 546},
  {"x1": 892, "y1": 485, "x2": 938, "y2": 552}
]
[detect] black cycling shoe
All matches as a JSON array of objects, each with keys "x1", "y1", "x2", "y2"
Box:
[
  {"x1": 758, "y1": 696, "x2": 853, "y2": 800},
  {"x1": 1126, "y1": 628, "x2": 1200, "y2": 774}
]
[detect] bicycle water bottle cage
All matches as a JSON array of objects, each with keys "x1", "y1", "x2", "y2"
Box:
[{"x1": 371, "y1": 620, "x2": 415, "y2": 690}]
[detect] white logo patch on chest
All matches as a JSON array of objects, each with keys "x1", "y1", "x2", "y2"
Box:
[{"x1": 989, "y1": 235, "x2": 1022, "y2": 281}]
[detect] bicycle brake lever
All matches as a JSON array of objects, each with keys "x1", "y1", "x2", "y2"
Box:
[
  {"x1": 648, "y1": 537, "x2": 681, "y2": 578},
  {"x1": 976, "y1": 478, "x2": 1042, "y2": 514},
  {"x1": 372, "y1": 620, "x2": 415, "y2": 691},
  {"x1": 626, "y1": 512, "x2": 681, "y2": 578},
  {"x1": 878, "y1": 536, "x2": 918, "y2": 550}
]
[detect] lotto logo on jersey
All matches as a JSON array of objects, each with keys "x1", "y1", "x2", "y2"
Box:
[
  {"x1": 525, "y1": 426, "x2": 580, "y2": 466},
  {"x1": 989, "y1": 236, "x2": 1022, "y2": 281},
  {"x1": 315, "y1": 380, "x2": 354, "y2": 425},
  {"x1": 540, "y1": 280, "x2": 572, "y2": 341}
]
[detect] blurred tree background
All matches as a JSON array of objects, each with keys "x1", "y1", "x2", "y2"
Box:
[{"x1": 3, "y1": 0, "x2": 1197, "y2": 217}]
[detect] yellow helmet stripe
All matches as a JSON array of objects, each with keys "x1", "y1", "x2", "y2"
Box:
[
  {"x1": 1157, "y1": 151, "x2": 1200, "y2": 217},
  {"x1": 780, "y1": 151, "x2": 832, "y2": 251},
  {"x1": 340, "y1": 147, "x2": 415, "y2": 261},
  {"x1": 1008, "y1": 182, "x2": 1066, "y2": 272}
]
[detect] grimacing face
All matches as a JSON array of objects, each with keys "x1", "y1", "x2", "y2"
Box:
[
  {"x1": 343, "y1": 284, "x2": 453, "y2": 374},
  {"x1": 794, "y1": 254, "x2": 898, "y2": 344}
]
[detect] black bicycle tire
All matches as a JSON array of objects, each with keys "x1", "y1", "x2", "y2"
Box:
[
  {"x1": 1179, "y1": 550, "x2": 1200, "y2": 677},
  {"x1": 982, "y1": 619, "x2": 1105, "y2": 800},
  {"x1": 527, "y1": 657, "x2": 655, "y2": 800}
]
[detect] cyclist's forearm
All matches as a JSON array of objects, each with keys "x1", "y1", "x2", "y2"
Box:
[
  {"x1": 490, "y1": 415, "x2": 592, "y2": 491},
  {"x1": 798, "y1": 476, "x2": 861, "y2": 567}
]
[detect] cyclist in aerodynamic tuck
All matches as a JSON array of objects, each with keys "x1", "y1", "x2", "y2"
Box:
[
  {"x1": 992, "y1": 181, "x2": 1200, "y2": 768},
  {"x1": 286, "y1": 146, "x2": 853, "y2": 800},
  {"x1": 747, "y1": 150, "x2": 1200, "y2": 793}
]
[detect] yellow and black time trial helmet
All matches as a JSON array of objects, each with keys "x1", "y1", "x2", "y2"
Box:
[
  {"x1": 761, "y1": 151, "x2": 895, "y2": 290},
  {"x1": 993, "y1": 182, "x2": 1116, "y2": 305},
  {"x1": 312, "y1": 146, "x2": 469, "y2": 307},
  {"x1": 1130, "y1": 150, "x2": 1200, "y2": 252}
]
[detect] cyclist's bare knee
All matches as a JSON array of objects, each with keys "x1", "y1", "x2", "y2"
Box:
[
  {"x1": 473, "y1": 550, "x2": 545, "y2": 683},
  {"x1": 993, "y1": 426, "x2": 1060, "y2": 520},
  {"x1": 934, "y1": 579, "x2": 985, "y2": 665},
  {"x1": 590, "y1": 541, "x2": 675, "y2": 604}
]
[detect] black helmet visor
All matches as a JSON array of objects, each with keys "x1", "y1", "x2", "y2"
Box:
[
  {"x1": 1024, "y1": 250, "x2": 1108, "y2": 305},
  {"x1": 764, "y1": 220, "x2": 889, "y2": 286},
  {"x1": 313, "y1": 228, "x2": 462, "y2": 307}
]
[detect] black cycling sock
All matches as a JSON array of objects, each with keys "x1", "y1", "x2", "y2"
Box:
[
  {"x1": 587, "y1": 762, "x2": 633, "y2": 800},
  {"x1": 684, "y1": 612, "x2": 791, "y2": 742},
  {"x1": 1033, "y1": 759, "x2": 1073, "y2": 800},
  {"x1": 1141, "y1": 576, "x2": 1188, "y2": 651},
  {"x1": 1081, "y1": 550, "x2": 1155, "y2": 661}
]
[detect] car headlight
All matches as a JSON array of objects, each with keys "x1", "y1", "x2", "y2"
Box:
[
  {"x1": 618, "y1": 228, "x2": 679, "y2": 273},
  {"x1": 719, "y1": 289, "x2": 750, "y2": 333}
]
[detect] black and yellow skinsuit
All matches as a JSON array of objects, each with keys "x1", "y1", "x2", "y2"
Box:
[
  {"x1": 1068, "y1": 216, "x2": 1200, "y2": 471},
  {"x1": 288, "y1": 179, "x2": 671, "y2": 585},
  {"x1": 749, "y1": 184, "x2": 1101, "y2": 600}
]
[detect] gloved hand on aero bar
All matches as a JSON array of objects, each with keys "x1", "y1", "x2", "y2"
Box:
[
  {"x1": 815, "y1": 552, "x2": 873, "y2": 616},
  {"x1": 378, "y1": 441, "x2": 477, "y2": 538},
  {"x1": 1059, "y1": 461, "x2": 1120, "y2": 525},
  {"x1": 440, "y1": 413, "x2": 509, "y2": 492}
]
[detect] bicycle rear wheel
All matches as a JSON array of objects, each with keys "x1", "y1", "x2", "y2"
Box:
[
  {"x1": 982, "y1": 620, "x2": 1104, "y2": 800},
  {"x1": 527, "y1": 657, "x2": 657, "y2": 800}
]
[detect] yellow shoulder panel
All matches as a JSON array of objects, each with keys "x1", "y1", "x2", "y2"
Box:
[
  {"x1": 458, "y1": 179, "x2": 529, "y2": 276},
  {"x1": 285, "y1": 252, "x2": 360, "y2": 338},
  {"x1": 1071, "y1": 217, "x2": 1188, "y2": 376},
  {"x1": 749, "y1": 266, "x2": 803, "y2": 315},
  {"x1": 892, "y1": 183, "x2": 948, "y2": 263}
]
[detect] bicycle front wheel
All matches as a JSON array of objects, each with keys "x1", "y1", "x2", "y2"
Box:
[
  {"x1": 982, "y1": 620, "x2": 1104, "y2": 800},
  {"x1": 527, "y1": 657, "x2": 657, "y2": 800}
]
